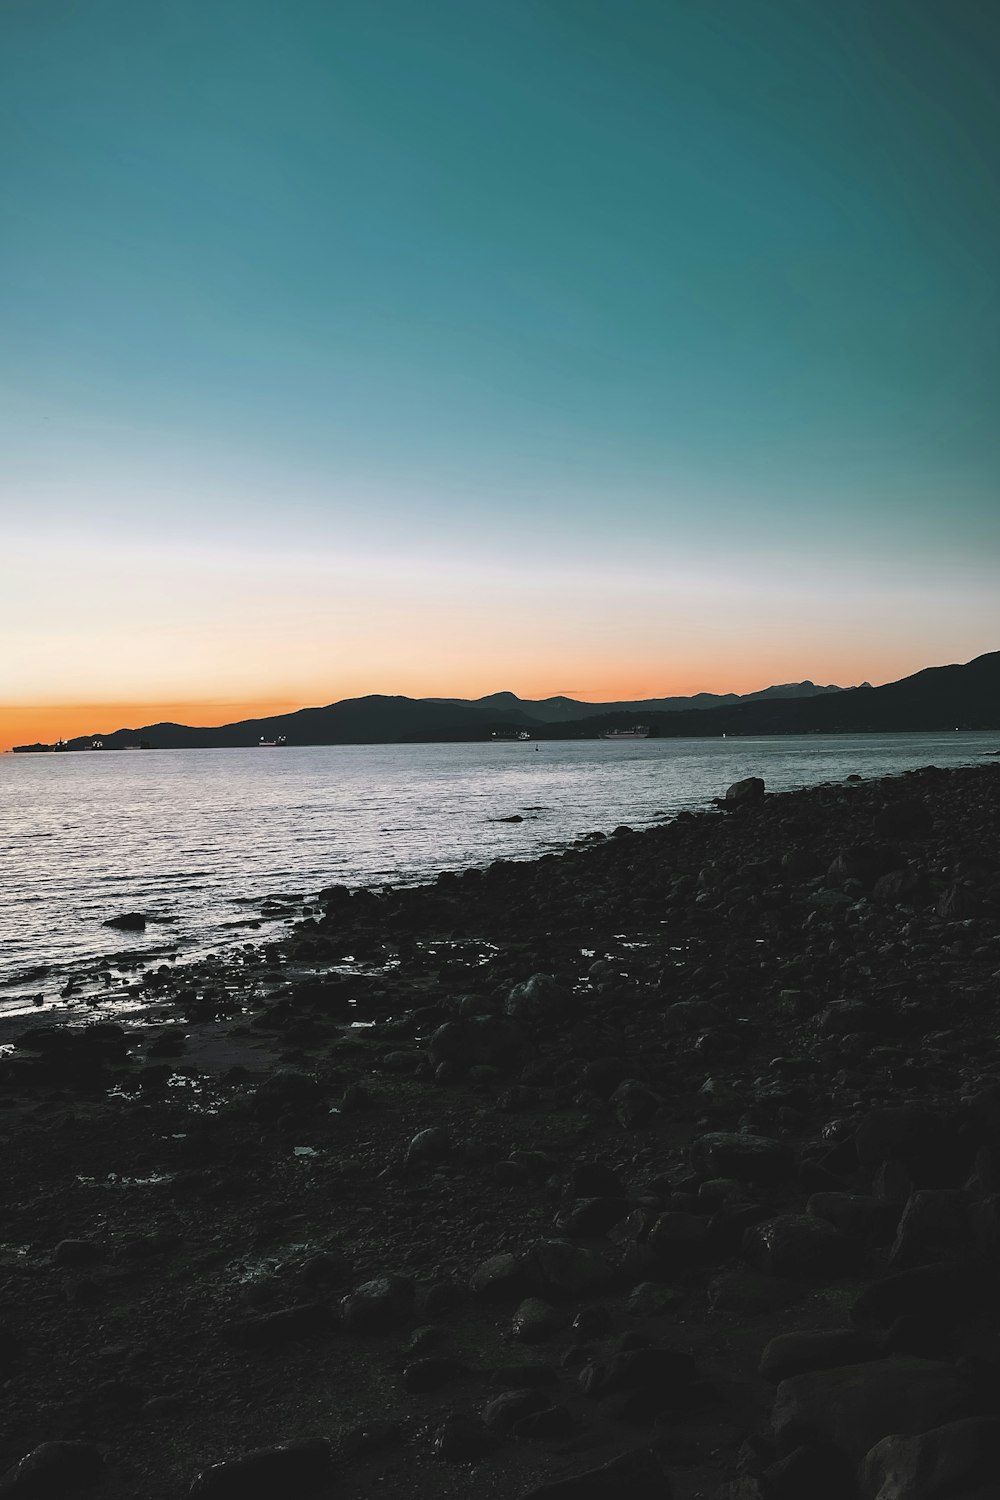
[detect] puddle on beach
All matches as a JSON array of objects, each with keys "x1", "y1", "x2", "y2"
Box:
[
  {"x1": 230, "y1": 1243, "x2": 312, "y2": 1285},
  {"x1": 166, "y1": 1074, "x2": 222, "y2": 1113},
  {"x1": 106, "y1": 1072, "x2": 223, "y2": 1115},
  {"x1": 75, "y1": 1172, "x2": 176, "y2": 1188}
]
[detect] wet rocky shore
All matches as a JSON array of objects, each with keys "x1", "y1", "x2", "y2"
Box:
[{"x1": 1, "y1": 761, "x2": 999, "y2": 1498}]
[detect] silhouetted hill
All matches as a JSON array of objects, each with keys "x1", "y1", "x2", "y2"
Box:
[
  {"x1": 12, "y1": 653, "x2": 997, "y2": 751},
  {"x1": 429, "y1": 680, "x2": 845, "y2": 723},
  {"x1": 538, "y1": 651, "x2": 1000, "y2": 738},
  {"x1": 16, "y1": 696, "x2": 537, "y2": 752}
]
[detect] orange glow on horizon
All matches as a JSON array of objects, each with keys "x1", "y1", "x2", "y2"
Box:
[
  {"x1": 0, "y1": 700, "x2": 309, "y2": 753},
  {"x1": 0, "y1": 659, "x2": 875, "y2": 752}
]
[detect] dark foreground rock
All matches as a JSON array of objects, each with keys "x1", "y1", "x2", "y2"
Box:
[{"x1": 1, "y1": 762, "x2": 998, "y2": 1500}]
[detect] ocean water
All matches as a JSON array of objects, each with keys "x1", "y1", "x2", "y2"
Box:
[{"x1": 2, "y1": 732, "x2": 996, "y2": 1001}]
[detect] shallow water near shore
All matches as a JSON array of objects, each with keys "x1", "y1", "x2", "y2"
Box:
[{"x1": 2, "y1": 731, "x2": 996, "y2": 1002}]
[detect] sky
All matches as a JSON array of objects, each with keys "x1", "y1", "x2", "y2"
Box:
[{"x1": 2, "y1": 0, "x2": 998, "y2": 748}]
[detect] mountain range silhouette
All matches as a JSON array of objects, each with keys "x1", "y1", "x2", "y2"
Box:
[{"x1": 12, "y1": 651, "x2": 999, "y2": 751}]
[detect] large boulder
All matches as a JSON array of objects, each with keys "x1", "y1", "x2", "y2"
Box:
[
  {"x1": 725, "y1": 777, "x2": 765, "y2": 807},
  {"x1": 428, "y1": 1015, "x2": 521, "y2": 1070},
  {"x1": 517, "y1": 1447, "x2": 672, "y2": 1499},
  {"x1": 530, "y1": 1239, "x2": 617, "y2": 1299},
  {"x1": 188, "y1": 1439, "x2": 333, "y2": 1498},
  {"x1": 859, "y1": 1417, "x2": 1000, "y2": 1499},
  {"x1": 856, "y1": 1108, "x2": 937, "y2": 1167},
  {"x1": 340, "y1": 1275, "x2": 413, "y2": 1333},
  {"x1": 505, "y1": 974, "x2": 572, "y2": 1022},
  {"x1": 771, "y1": 1357, "x2": 979, "y2": 1464},
  {"x1": 889, "y1": 1191, "x2": 973, "y2": 1269},
  {"x1": 807, "y1": 1192, "x2": 900, "y2": 1246},
  {"x1": 0, "y1": 1442, "x2": 103, "y2": 1496},
  {"x1": 744, "y1": 1215, "x2": 857, "y2": 1278},
  {"x1": 691, "y1": 1132, "x2": 794, "y2": 1185},
  {"x1": 760, "y1": 1329, "x2": 886, "y2": 1383},
  {"x1": 850, "y1": 1262, "x2": 1000, "y2": 1329}
]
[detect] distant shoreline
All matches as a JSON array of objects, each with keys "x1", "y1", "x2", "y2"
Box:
[
  {"x1": 10, "y1": 648, "x2": 999, "y2": 754},
  {"x1": 11, "y1": 726, "x2": 1000, "y2": 755}
]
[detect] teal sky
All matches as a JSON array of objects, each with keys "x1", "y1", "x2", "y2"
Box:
[{"x1": 2, "y1": 0, "x2": 998, "y2": 725}]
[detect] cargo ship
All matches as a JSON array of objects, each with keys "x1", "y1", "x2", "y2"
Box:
[{"x1": 600, "y1": 726, "x2": 650, "y2": 740}]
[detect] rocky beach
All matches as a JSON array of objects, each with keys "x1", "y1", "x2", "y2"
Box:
[{"x1": 2, "y1": 760, "x2": 999, "y2": 1499}]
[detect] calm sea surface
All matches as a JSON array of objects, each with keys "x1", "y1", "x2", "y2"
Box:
[{"x1": 2, "y1": 733, "x2": 996, "y2": 1001}]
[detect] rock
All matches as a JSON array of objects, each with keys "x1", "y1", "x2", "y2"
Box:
[
  {"x1": 874, "y1": 1160, "x2": 915, "y2": 1205},
  {"x1": 968, "y1": 1084, "x2": 1000, "y2": 1145},
  {"x1": 626, "y1": 1281, "x2": 685, "y2": 1317},
  {"x1": 531, "y1": 1239, "x2": 617, "y2": 1299},
  {"x1": 759, "y1": 1329, "x2": 887, "y2": 1382},
  {"x1": 188, "y1": 1438, "x2": 333, "y2": 1497},
  {"x1": 771, "y1": 1357, "x2": 979, "y2": 1464},
  {"x1": 858, "y1": 1416, "x2": 1000, "y2": 1499},
  {"x1": 512, "y1": 1299, "x2": 565, "y2": 1343},
  {"x1": 52, "y1": 1240, "x2": 104, "y2": 1268},
  {"x1": 0, "y1": 1441, "x2": 103, "y2": 1496},
  {"x1": 807, "y1": 1192, "x2": 900, "y2": 1245},
  {"x1": 873, "y1": 798, "x2": 932, "y2": 840},
  {"x1": 471, "y1": 1252, "x2": 537, "y2": 1301},
  {"x1": 401, "y1": 1357, "x2": 467, "y2": 1393},
  {"x1": 428, "y1": 1016, "x2": 521, "y2": 1071},
  {"x1": 707, "y1": 1270, "x2": 799, "y2": 1315},
  {"x1": 725, "y1": 777, "x2": 765, "y2": 806},
  {"x1": 505, "y1": 974, "x2": 571, "y2": 1022},
  {"x1": 761, "y1": 1443, "x2": 851, "y2": 1499},
  {"x1": 146, "y1": 1028, "x2": 187, "y2": 1057},
  {"x1": 690, "y1": 1132, "x2": 794, "y2": 1184},
  {"x1": 516, "y1": 1446, "x2": 672, "y2": 1499},
  {"x1": 341, "y1": 1275, "x2": 413, "y2": 1332},
  {"x1": 744, "y1": 1214, "x2": 856, "y2": 1278},
  {"x1": 610, "y1": 1079, "x2": 662, "y2": 1128},
  {"x1": 567, "y1": 1161, "x2": 625, "y2": 1198},
  {"x1": 647, "y1": 1212, "x2": 710, "y2": 1267},
  {"x1": 512, "y1": 1405, "x2": 574, "y2": 1440},
  {"x1": 338, "y1": 1418, "x2": 407, "y2": 1459},
  {"x1": 662, "y1": 1001, "x2": 724, "y2": 1036},
  {"x1": 489, "y1": 1361, "x2": 559, "y2": 1389},
  {"x1": 889, "y1": 1190, "x2": 973, "y2": 1268},
  {"x1": 556, "y1": 1198, "x2": 630, "y2": 1237},
  {"x1": 697, "y1": 1178, "x2": 746, "y2": 1210},
  {"x1": 850, "y1": 1262, "x2": 1000, "y2": 1329},
  {"x1": 578, "y1": 1058, "x2": 628, "y2": 1097},
  {"x1": 16, "y1": 1024, "x2": 128, "y2": 1063},
  {"x1": 103, "y1": 911, "x2": 146, "y2": 930},
  {"x1": 249, "y1": 1070, "x2": 326, "y2": 1121},
  {"x1": 482, "y1": 1388, "x2": 554, "y2": 1434},
  {"x1": 579, "y1": 1346, "x2": 696, "y2": 1401},
  {"x1": 432, "y1": 1412, "x2": 490, "y2": 1463},
  {"x1": 872, "y1": 868, "x2": 931, "y2": 906},
  {"x1": 381, "y1": 1049, "x2": 417, "y2": 1073},
  {"x1": 225, "y1": 1303, "x2": 333, "y2": 1349},
  {"x1": 405, "y1": 1127, "x2": 452, "y2": 1166},
  {"x1": 855, "y1": 1108, "x2": 947, "y2": 1172}
]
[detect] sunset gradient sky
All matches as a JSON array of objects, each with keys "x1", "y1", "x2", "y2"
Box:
[{"x1": 3, "y1": 0, "x2": 998, "y2": 749}]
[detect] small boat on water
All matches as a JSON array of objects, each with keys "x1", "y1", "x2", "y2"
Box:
[
  {"x1": 600, "y1": 725, "x2": 650, "y2": 740},
  {"x1": 258, "y1": 735, "x2": 287, "y2": 748}
]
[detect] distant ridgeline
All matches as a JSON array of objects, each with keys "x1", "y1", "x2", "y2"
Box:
[{"x1": 12, "y1": 650, "x2": 1000, "y2": 751}]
